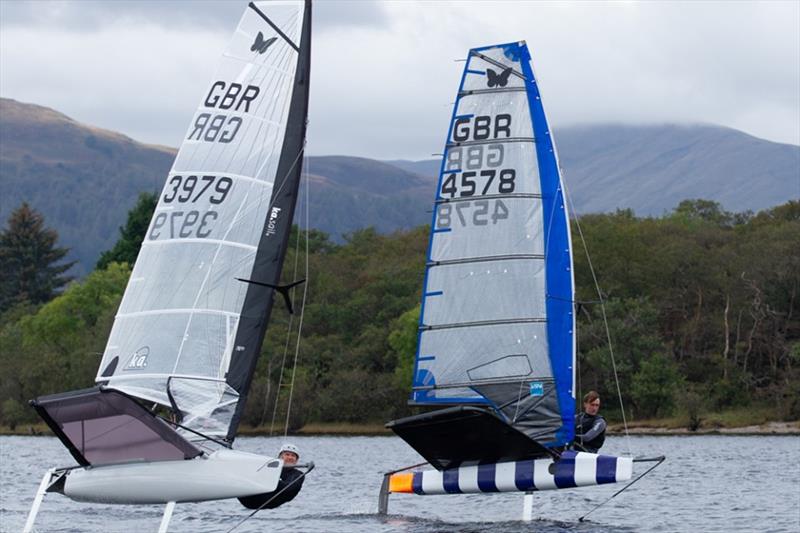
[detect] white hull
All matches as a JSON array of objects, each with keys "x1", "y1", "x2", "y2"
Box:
[{"x1": 63, "y1": 449, "x2": 283, "y2": 504}]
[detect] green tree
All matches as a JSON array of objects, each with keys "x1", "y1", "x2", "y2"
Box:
[
  {"x1": 672, "y1": 199, "x2": 741, "y2": 227},
  {"x1": 0, "y1": 202, "x2": 74, "y2": 313},
  {"x1": 388, "y1": 305, "x2": 420, "y2": 389},
  {"x1": 19, "y1": 262, "x2": 130, "y2": 396},
  {"x1": 96, "y1": 192, "x2": 157, "y2": 269},
  {"x1": 630, "y1": 353, "x2": 683, "y2": 418},
  {"x1": 579, "y1": 297, "x2": 663, "y2": 404}
]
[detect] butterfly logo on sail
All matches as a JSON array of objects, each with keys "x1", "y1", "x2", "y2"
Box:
[
  {"x1": 486, "y1": 67, "x2": 512, "y2": 88},
  {"x1": 251, "y1": 31, "x2": 277, "y2": 54}
]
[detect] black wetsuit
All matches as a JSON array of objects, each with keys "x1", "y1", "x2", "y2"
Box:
[
  {"x1": 238, "y1": 467, "x2": 305, "y2": 510},
  {"x1": 574, "y1": 412, "x2": 606, "y2": 453}
]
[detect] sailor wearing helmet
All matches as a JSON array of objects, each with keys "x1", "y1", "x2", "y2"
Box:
[
  {"x1": 278, "y1": 443, "x2": 300, "y2": 466},
  {"x1": 238, "y1": 443, "x2": 306, "y2": 509}
]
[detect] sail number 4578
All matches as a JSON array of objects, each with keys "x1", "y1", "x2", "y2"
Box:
[{"x1": 437, "y1": 200, "x2": 509, "y2": 228}]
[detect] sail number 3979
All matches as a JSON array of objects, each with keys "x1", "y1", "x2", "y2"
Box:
[{"x1": 149, "y1": 174, "x2": 233, "y2": 241}]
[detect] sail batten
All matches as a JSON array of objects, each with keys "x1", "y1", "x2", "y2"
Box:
[
  {"x1": 116, "y1": 309, "x2": 240, "y2": 320},
  {"x1": 413, "y1": 377, "x2": 555, "y2": 391},
  {"x1": 422, "y1": 318, "x2": 547, "y2": 331},
  {"x1": 141, "y1": 239, "x2": 258, "y2": 251},
  {"x1": 428, "y1": 254, "x2": 544, "y2": 267},
  {"x1": 436, "y1": 193, "x2": 543, "y2": 203},
  {"x1": 459, "y1": 88, "x2": 528, "y2": 96},
  {"x1": 446, "y1": 137, "x2": 535, "y2": 147},
  {"x1": 409, "y1": 41, "x2": 575, "y2": 448}
]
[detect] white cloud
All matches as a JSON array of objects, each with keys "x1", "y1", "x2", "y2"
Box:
[{"x1": 1, "y1": 0, "x2": 797, "y2": 159}]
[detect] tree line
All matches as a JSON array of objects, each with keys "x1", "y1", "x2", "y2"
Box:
[{"x1": 0, "y1": 196, "x2": 797, "y2": 430}]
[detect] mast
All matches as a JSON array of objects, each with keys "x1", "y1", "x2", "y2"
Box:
[{"x1": 225, "y1": 0, "x2": 312, "y2": 441}]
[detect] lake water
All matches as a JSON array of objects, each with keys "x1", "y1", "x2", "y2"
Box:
[{"x1": 1, "y1": 434, "x2": 798, "y2": 532}]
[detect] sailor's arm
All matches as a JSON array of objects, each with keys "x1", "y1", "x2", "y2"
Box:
[{"x1": 579, "y1": 418, "x2": 607, "y2": 441}]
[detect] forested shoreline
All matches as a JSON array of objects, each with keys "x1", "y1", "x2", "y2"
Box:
[{"x1": 1, "y1": 198, "x2": 797, "y2": 433}]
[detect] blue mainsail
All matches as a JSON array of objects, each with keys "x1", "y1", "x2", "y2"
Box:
[{"x1": 410, "y1": 41, "x2": 575, "y2": 447}]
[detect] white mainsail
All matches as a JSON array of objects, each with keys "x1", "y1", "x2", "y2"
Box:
[{"x1": 96, "y1": 1, "x2": 307, "y2": 439}]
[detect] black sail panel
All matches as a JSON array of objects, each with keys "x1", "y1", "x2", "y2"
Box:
[{"x1": 225, "y1": 0, "x2": 312, "y2": 442}]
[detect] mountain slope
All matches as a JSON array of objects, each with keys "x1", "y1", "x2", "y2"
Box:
[
  {"x1": 0, "y1": 98, "x2": 175, "y2": 276},
  {"x1": 387, "y1": 124, "x2": 800, "y2": 216},
  {"x1": 0, "y1": 99, "x2": 433, "y2": 275},
  {"x1": 2, "y1": 98, "x2": 797, "y2": 276}
]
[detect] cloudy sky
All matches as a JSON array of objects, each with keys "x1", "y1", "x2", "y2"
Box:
[{"x1": 1, "y1": 0, "x2": 798, "y2": 160}]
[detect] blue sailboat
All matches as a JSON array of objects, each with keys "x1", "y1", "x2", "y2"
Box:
[{"x1": 380, "y1": 41, "x2": 638, "y2": 510}]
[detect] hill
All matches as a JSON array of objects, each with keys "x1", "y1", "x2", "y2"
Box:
[
  {"x1": 0, "y1": 99, "x2": 432, "y2": 274},
  {"x1": 2, "y1": 98, "x2": 797, "y2": 275},
  {"x1": 386, "y1": 123, "x2": 800, "y2": 216},
  {"x1": 0, "y1": 98, "x2": 175, "y2": 276}
]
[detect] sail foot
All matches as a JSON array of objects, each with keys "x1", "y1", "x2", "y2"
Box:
[{"x1": 472, "y1": 380, "x2": 566, "y2": 446}]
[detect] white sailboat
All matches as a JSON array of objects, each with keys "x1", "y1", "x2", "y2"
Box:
[
  {"x1": 25, "y1": 1, "x2": 312, "y2": 531},
  {"x1": 380, "y1": 41, "x2": 661, "y2": 516}
]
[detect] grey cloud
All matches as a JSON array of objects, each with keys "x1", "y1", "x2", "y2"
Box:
[
  {"x1": 1, "y1": 0, "x2": 796, "y2": 158},
  {"x1": 0, "y1": 0, "x2": 388, "y2": 32}
]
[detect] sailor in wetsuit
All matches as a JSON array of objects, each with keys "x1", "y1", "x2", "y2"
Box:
[
  {"x1": 574, "y1": 391, "x2": 606, "y2": 453},
  {"x1": 238, "y1": 443, "x2": 305, "y2": 509}
]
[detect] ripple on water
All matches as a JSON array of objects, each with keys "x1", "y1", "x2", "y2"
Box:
[{"x1": 1, "y1": 435, "x2": 799, "y2": 532}]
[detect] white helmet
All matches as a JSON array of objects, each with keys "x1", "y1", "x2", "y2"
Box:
[{"x1": 279, "y1": 443, "x2": 300, "y2": 458}]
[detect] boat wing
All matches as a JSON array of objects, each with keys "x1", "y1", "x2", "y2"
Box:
[
  {"x1": 31, "y1": 387, "x2": 201, "y2": 467},
  {"x1": 387, "y1": 406, "x2": 551, "y2": 470}
]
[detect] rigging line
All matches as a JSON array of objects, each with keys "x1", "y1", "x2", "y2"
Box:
[
  {"x1": 512, "y1": 380, "x2": 526, "y2": 422},
  {"x1": 156, "y1": 415, "x2": 231, "y2": 449},
  {"x1": 266, "y1": 215, "x2": 301, "y2": 434},
  {"x1": 578, "y1": 456, "x2": 665, "y2": 522},
  {"x1": 267, "y1": 315, "x2": 297, "y2": 435},
  {"x1": 264, "y1": 120, "x2": 305, "y2": 433},
  {"x1": 577, "y1": 316, "x2": 582, "y2": 413},
  {"x1": 561, "y1": 171, "x2": 632, "y2": 456},
  {"x1": 267, "y1": 184, "x2": 303, "y2": 433},
  {"x1": 283, "y1": 150, "x2": 311, "y2": 437}
]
